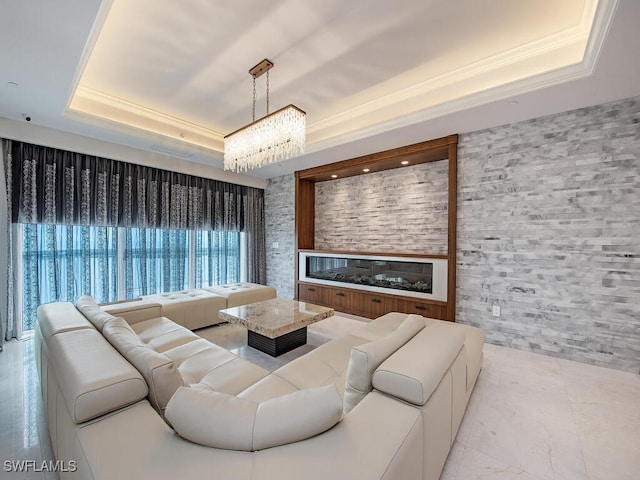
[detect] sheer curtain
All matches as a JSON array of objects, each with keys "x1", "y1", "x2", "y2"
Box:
[
  {"x1": 6, "y1": 139, "x2": 267, "y2": 334},
  {"x1": 1, "y1": 139, "x2": 15, "y2": 345},
  {"x1": 194, "y1": 230, "x2": 241, "y2": 287},
  {"x1": 21, "y1": 224, "x2": 119, "y2": 330},
  {"x1": 124, "y1": 227, "x2": 189, "y2": 298}
]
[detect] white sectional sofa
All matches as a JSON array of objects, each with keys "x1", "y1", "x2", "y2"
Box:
[
  {"x1": 101, "y1": 282, "x2": 277, "y2": 330},
  {"x1": 35, "y1": 295, "x2": 484, "y2": 480}
]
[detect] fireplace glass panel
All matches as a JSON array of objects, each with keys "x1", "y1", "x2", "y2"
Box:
[{"x1": 306, "y1": 256, "x2": 433, "y2": 294}]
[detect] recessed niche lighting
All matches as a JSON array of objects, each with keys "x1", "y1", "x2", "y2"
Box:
[
  {"x1": 363, "y1": 168, "x2": 370, "y2": 173},
  {"x1": 401, "y1": 160, "x2": 410, "y2": 165},
  {"x1": 331, "y1": 174, "x2": 338, "y2": 179}
]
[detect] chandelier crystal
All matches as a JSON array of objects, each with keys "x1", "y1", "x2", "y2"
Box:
[{"x1": 224, "y1": 59, "x2": 306, "y2": 173}]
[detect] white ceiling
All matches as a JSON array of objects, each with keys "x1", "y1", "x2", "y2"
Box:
[{"x1": 1, "y1": 0, "x2": 639, "y2": 181}]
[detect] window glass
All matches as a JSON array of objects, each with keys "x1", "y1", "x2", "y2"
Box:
[
  {"x1": 194, "y1": 230, "x2": 241, "y2": 288},
  {"x1": 20, "y1": 225, "x2": 243, "y2": 332},
  {"x1": 22, "y1": 224, "x2": 118, "y2": 330},
  {"x1": 124, "y1": 228, "x2": 189, "y2": 298}
]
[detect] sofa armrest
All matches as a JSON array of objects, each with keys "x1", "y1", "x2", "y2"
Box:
[{"x1": 48, "y1": 329, "x2": 148, "y2": 423}]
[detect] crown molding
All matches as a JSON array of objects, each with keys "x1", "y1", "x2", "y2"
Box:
[{"x1": 69, "y1": 85, "x2": 224, "y2": 150}]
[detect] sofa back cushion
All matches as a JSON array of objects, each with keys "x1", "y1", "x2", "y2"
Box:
[
  {"x1": 165, "y1": 384, "x2": 343, "y2": 451},
  {"x1": 343, "y1": 315, "x2": 425, "y2": 414},
  {"x1": 102, "y1": 317, "x2": 184, "y2": 414},
  {"x1": 373, "y1": 324, "x2": 465, "y2": 406},
  {"x1": 76, "y1": 295, "x2": 117, "y2": 332}
]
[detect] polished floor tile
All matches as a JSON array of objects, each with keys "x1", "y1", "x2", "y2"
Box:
[
  {"x1": 0, "y1": 335, "x2": 57, "y2": 479},
  {"x1": 443, "y1": 343, "x2": 640, "y2": 480},
  {"x1": 1, "y1": 321, "x2": 639, "y2": 480}
]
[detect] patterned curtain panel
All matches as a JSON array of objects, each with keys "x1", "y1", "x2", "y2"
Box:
[
  {"x1": 194, "y1": 230, "x2": 242, "y2": 287},
  {"x1": 1, "y1": 139, "x2": 16, "y2": 343},
  {"x1": 21, "y1": 224, "x2": 119, "y2": 330},
  {"x1": 9, "y1": 140, "x2": 266, "y2": 282},
  {"x1": 124, "y1": 227, "x2": 189, "y2": 298}
]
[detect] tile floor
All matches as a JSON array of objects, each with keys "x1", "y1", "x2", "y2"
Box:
[{"x1": 1, "y1": 317, "x2": 639, "y2": 480}]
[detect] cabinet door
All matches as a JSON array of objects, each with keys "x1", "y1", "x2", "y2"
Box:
[
  {"x1": 397, "y1": 300, "x2": 448, "y2": 320},
  {"x1": 327, "y1": 288, "x2": 353, "y2": 311},
  {"x1": 358, "y1": 293, "x2": 396, "y2": 318},
  {"x1": 298, "y1": 284, "x2": 323, "y2": 304}
]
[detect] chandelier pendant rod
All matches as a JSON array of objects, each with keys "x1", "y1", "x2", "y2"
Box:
[
  {"x1": 249, "y1": 58, "x2": 273, "y2": 121},
  {"x1": 252, "y1": 76, "x2": 256, "y2": 122}
]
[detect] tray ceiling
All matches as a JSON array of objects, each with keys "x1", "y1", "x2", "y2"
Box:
[{"x1": 2, "y1": 0, "x2": 638, "y2": 180}]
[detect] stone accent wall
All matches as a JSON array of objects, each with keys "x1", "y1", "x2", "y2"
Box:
[
  {"x1": 265, "y1": 174, "x2": 295, "y2": 299},
  {"x1": 314, "y1": 161, "x2": 449, "y2": 253},
  {"x1": 457, "y1": 97, "x2": 640, "y2": 373},
  {"x1": 264, "y1": 95, "x2": 640, "y2": 372}
]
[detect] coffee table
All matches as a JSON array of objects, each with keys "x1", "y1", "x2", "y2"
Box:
[{"x1": 218, "y1": 298, "x2": 334, "y2": 356}]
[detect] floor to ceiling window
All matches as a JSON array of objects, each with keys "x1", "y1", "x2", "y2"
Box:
[
  {"x1": 20, "y1": 224, "x2": 244, "y2": 332},
  {"x1": 194, "y1": 230, "x2": 242, "y2": 288},
  {"x1": 124, "y1": 227, "x2": 190, "y2": 299},
  {"x1": 4, "y1": 139, "x2": 266, "y2": 341},
  {"x1": 21, "y1": 224, "x2": 119, "y2": 331}
]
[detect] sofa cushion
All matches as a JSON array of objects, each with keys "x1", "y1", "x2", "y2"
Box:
[
  {"x1": 237, "y1": 373, "x2": 300, "y2": 403},
  {"x1": 130, "y1": 316, "x2": 200, "y2": 352},
  {"x1": 102, "y1": 317, "x2": 184, "y2": 414},
  {"x1": 192, "y1": 357, "x2": 270, "y2": 395},
  {"x1": 252, "y1": 384, "x2": 343, "y2": 450},
  {"x1": 343, "y1": 315, "x2": 425, "y2": 413},
  {"x1": 76, "y1": 295, "x2": 117, "y2": 332},
  {"x1": 372, "y1": 323, "x2": 465, "y2": 406},
  {"x1": 166, "y1": 384, "x2": 342, "y2": 451},
  {"x1": 167, "y1": 386, "x2": 257, "y2": 451}
]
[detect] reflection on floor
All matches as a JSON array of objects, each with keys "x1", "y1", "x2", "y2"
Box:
[
  {"x1": 0, "y1": 335, "x2": 57, "y2": 480},
  {"x1": 1, "y1": 317, "x2": 639, "y2": 480}
]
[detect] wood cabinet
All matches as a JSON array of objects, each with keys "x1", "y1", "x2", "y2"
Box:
[
  {"x1": 294, "y1": 134, "x2": 458, "y2": 322},
  {"x1": 297, "y1": 281, "x2": 448, "y2": 320}
]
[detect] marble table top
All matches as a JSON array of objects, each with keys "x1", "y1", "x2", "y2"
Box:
[{"x1": 218, "y1": 298, "x2": 334, "y2": 339}]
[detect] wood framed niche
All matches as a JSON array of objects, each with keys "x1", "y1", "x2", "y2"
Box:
[{"x1": 294, "y1": 134, "x2": 458, "y2": 321}]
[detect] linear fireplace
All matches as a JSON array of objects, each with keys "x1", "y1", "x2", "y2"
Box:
[{"x1": 299, "y1": 252, "x2": 447, "y2": 302}]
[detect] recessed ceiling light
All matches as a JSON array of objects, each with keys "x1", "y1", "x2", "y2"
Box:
[
  {"x1": 331, "y1": 174, "x2": 338, "y2": 179},
  {"x1": 363, "y1": 168, "x2": 370, "y2": 173},
  {"x1": 401, "y1": 160, "x2": 409, "y2": 165}
]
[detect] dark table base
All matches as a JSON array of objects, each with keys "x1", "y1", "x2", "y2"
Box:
[{"x1": 248, "y1": 327, "x2": 307, "y2": 357}]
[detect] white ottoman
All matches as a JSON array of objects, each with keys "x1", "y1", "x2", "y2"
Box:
[
  {"x1": 145, "y1": 290, "x2": 227, "y2": 330},
  {"x1": 200, "y1": 283, "x2": 277, "y2": 308}
]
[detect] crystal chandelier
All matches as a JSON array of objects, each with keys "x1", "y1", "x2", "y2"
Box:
[{"x1": 224, "y1": 59, "x2": 306, "y2": 173}]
